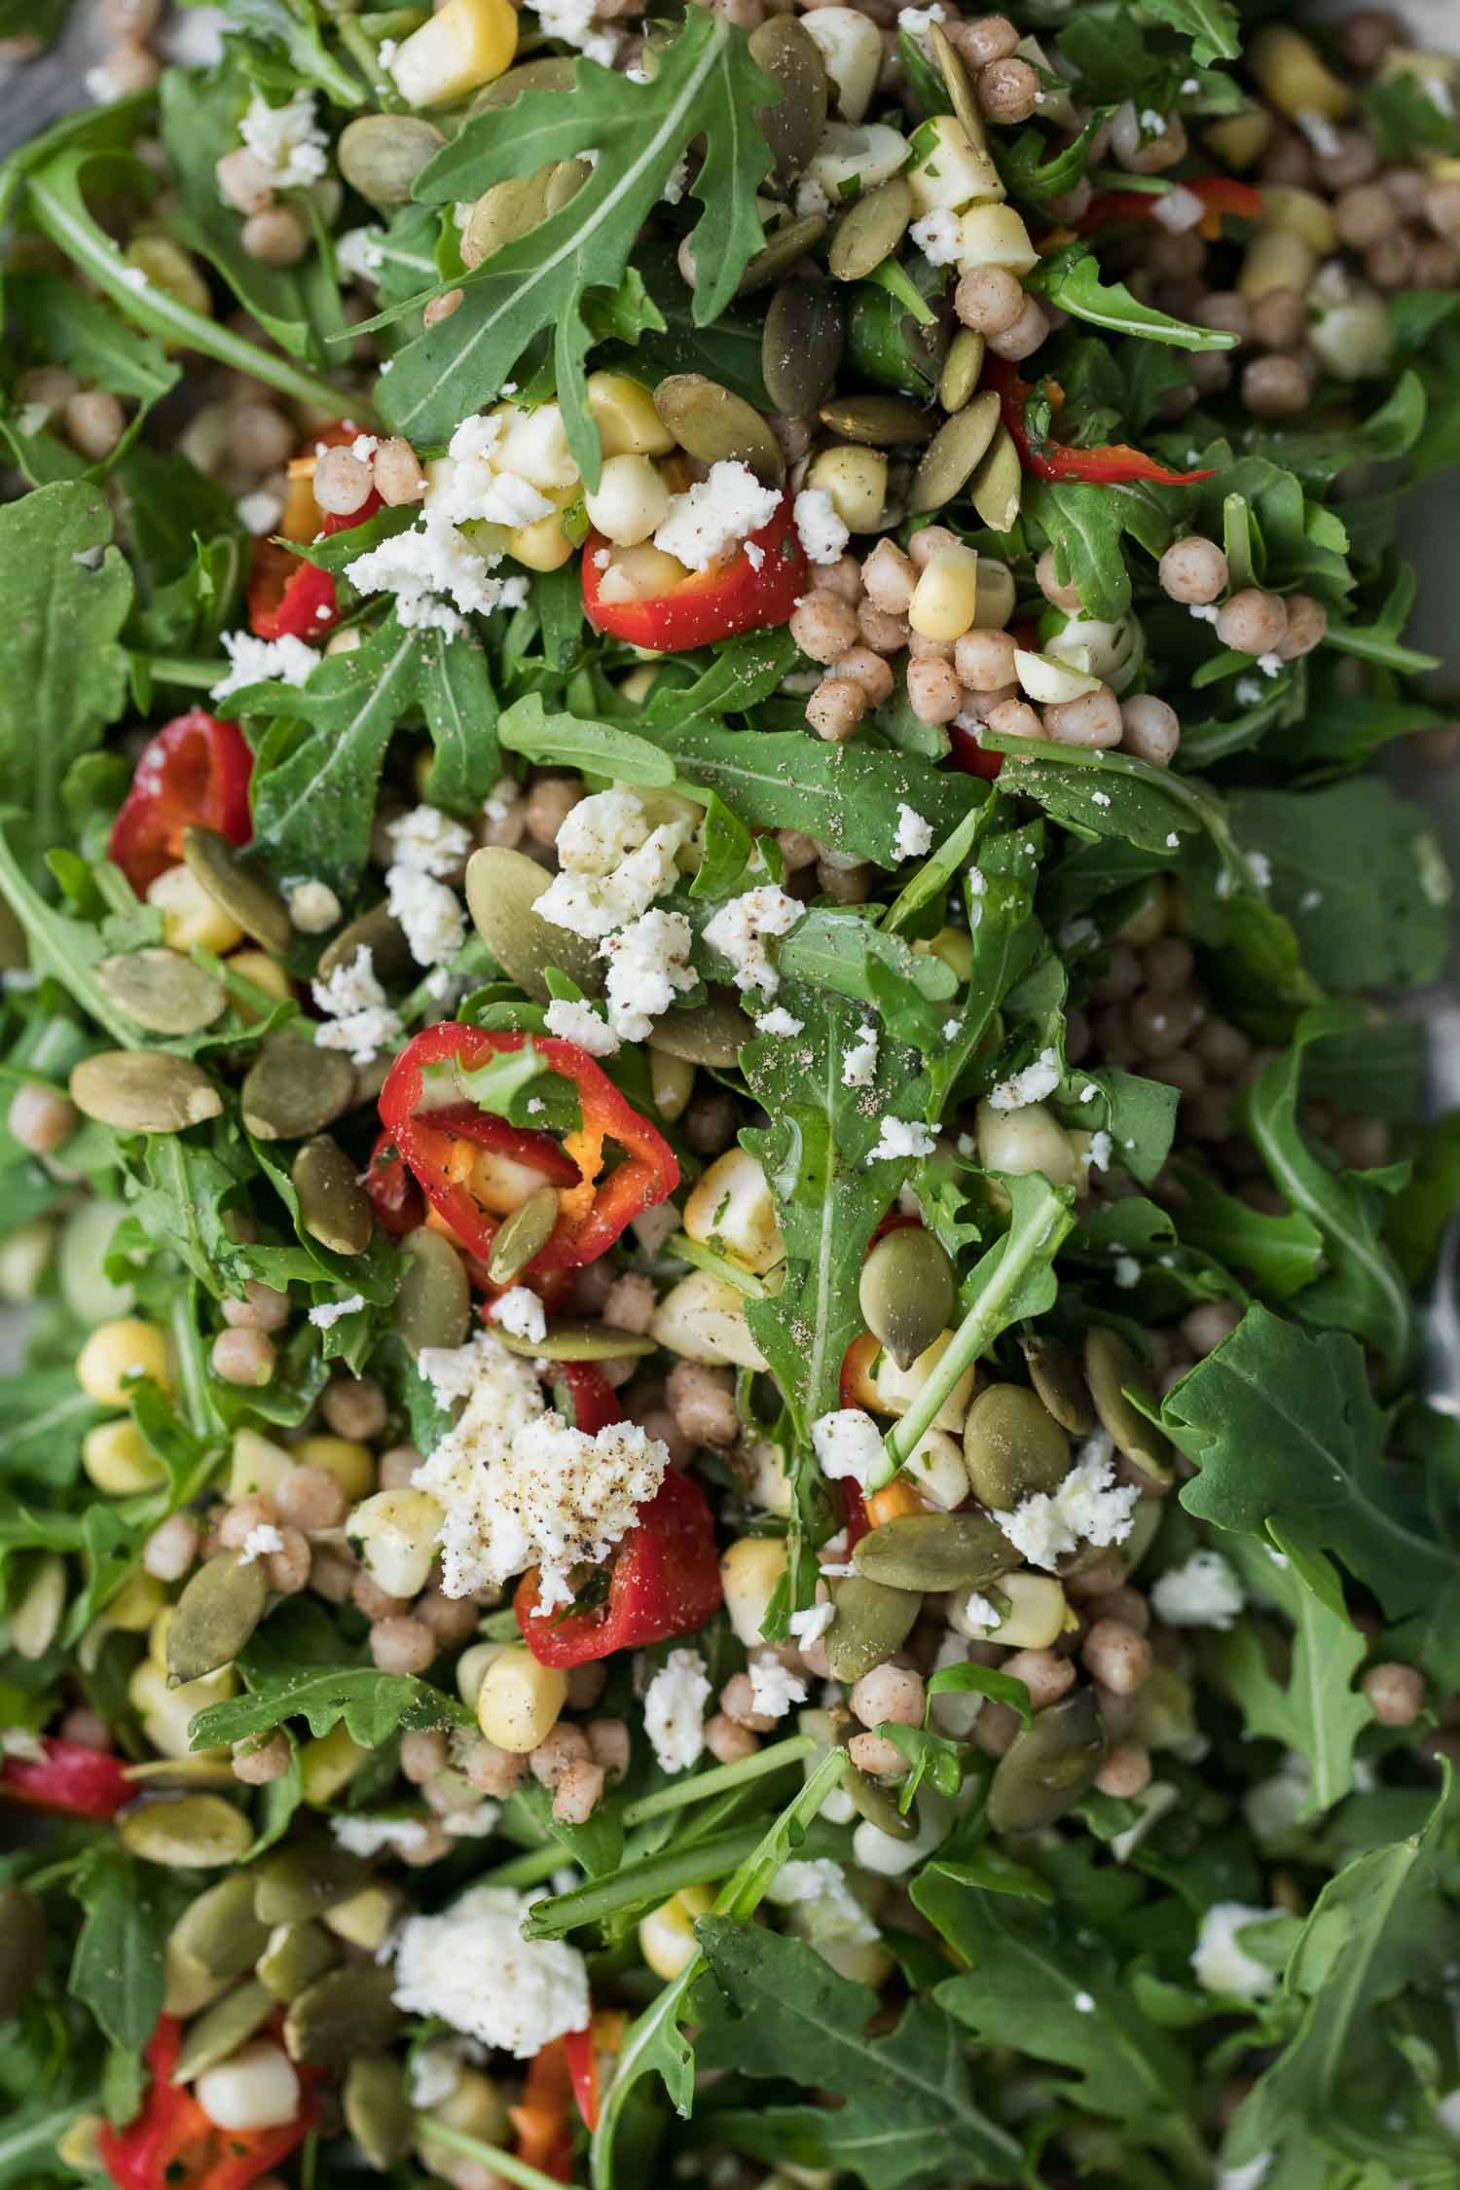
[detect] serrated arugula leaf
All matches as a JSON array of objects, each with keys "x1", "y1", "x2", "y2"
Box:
[
  {"x1": 694, "y1": 1917, "x2": 1021, "y2": 2188},
  {"x1": 70, "y1": 1847, "x2": 169, "y2": 2051},
  {"x1": 379, "y1": 12, "x2": 774, "y2": 477},
  {"x1": 1129, "y1": 0, "x2": 1239, "y2": 65},
  {"x1": 188, "y1": 1659, "x2": 459, "y2": 1750},
  {"x1": 1038, "y1": 247, "x2": 1238, "y2": 351},
  {"x1": 498, "y1": 694, "x2": 678, "y2": 787},
  {"x1": 1171, "y1": 1168, "x2": 1326, "y2": 1301}
]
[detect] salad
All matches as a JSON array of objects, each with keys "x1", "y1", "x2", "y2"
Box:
[{"x1": 3, "y1": 0, "x2": 1460, "y2": 2184}]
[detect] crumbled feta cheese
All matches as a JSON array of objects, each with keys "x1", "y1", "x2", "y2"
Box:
[
  {"x1": 1073, "y1": 1990, "x2": 1096, "y2": 2013},
  {"x1": 897, "y1": 3, "x2": 946, "y2": 42},
  {"x1": 993, "y1": 1432, "x2": 1139, "y2": 1571},
  {"x1": 211, "y1": 629, "x2": 317, "y2": 700},
  {"x1": 910, "y1": 206, "x2": 962, "y2": 266},
  {"x1": 661, "y1": 156, "x2": 690, "y2": 206},
  {"x1": 1190, "y1": 1902, "x2": 1280, "y2": 1999},
  {"x1": 387, "y1": 867, "x2": 465, "y2": 968},
  {"x1": 702, "y1": 885, "x2": 804, "y2": 998},
  {"x1": 1153, "y1": 184, "x2": 1205, "y2": 234},
  {"x1": 643, "y1": 1648, "x2": 711, "y2": 1773},
  {"x1": 654, "y1": 461, "x2": 781, "y2": 572},
  {"x1": 1113, "y1": 1254, "x2": 1141, "y2": 1290},
  {"x1": 1085, "y1": 1129, "x2": 1113, "y2": 1172},
  {"x1": 345, "y1": 444, "x2": 531, "y2": 635},
  {"x1": 748, "y1": 1652, "x2": 808, "y2": 1721},
  {"x1": 865, "y1": 1116, "x2": 937, "y2": 1165},
  {"x1": 1151, "y1": 1549, "x2": 1244, "y2": 1631},
  {"x1": 892, "y1": 803, "x2": 934, "y2": 861},
  {"x1": 535, "y1": 0, "x2": 619, "y2": 63},
  {"x1": 312, "y1": 946, "x2": 403, "y2": 1066},
  {"x1": 601, "y1": 908, "x2": 696, "y2": 1042},
  {"x1": 1246, "y1": 850, "x2": 1272, "y2": 890},
  {"x1": 159, "y1": 4, "x2": 224, "y2": 65},
  {"x1": 544, "y1": 997, "x2": 619, "y2": 1056},
  {"x1": 793, "y1": 487, "x2": 850, "y2": 567},
  {"x1": 488, "y1": 1287, "x2": 547, "y2": 1346},
  {"x1": 767, "y1": 1858, "x2": 879, "y2": 1946},
  {"x1": 1138, "y1": 107, "x2": 1166, "y2": 134},
  {"x1": 1189, "y1": 602, "x2": 1220, "y2": 626},
  {"x1": 393, "y1": 1886, "x2": 590, "y2": 2056},
  {"x1": 388, "y1": 805, "x2": 474, "y2": 877},
  {"x1": 240, "y1": 1522, "x2": 285, "y2": 1565},
  {"x1": 811, "y1": 1408, "x2": 885, "y2": 1490},
  {"x1": 942, "y1": 1018, "x2": 961, "y2": 1041},
  {"x1": 1090, "y1": 790, "x2": 1112, "y2": 809},
  {"x1": 988, "y1": 1046, "x2": 1061, "y2": 1113},
  {"x1": 236, "y1": 488, "x2": 284, "y2": 537},
  {"x1": 337, "y1": 225, "x2": 386, "y2": 282},
  {"x1": 332, "y1": 1814, "x2": 430, "y2": 1856},
  {"x1": 795, "y1": 175, "x2": 833, "y2": 219},
  {"x1": 841, "y1": 1021, "x2": 879, "y2": 1089},
  {"x1": 961, "y1": 1591, "x2": 1001, "y2": 1633},
  {"x1": 238, "y1": 91, "x2": 329, "y2": 190},
  {"x1": 409, "y1": 2047, "x2": 464, "y2": 2109},
  {"x1": 1295, "y1": 108, "x2": 1342, "y2": 159},
  {"x1": 788, "y1": 1599, "x2": 835, "y2": 1648},
  {"x1": 538, "y1": 818, "x2": 690, "y2": 940},
  {"x1": 755, "y1": 1007, "x2": 805, "y2": 1037},
  {"x1": 308, "y1": 1293, "x2": 366, "y2": 1329},
  {"x1": 556, "y1": 788, "x2": 647, "y2": 875}
]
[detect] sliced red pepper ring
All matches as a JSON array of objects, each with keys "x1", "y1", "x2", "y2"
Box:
[
  {"x1": 362, "y1": 1130, "x2": 427, "y2": 1238},
  {"x1": 516, "y1": 1467, "x2": 723, "y2": 1667},
  {"x1": 1, "y1": 1738, "x2": 132, "y2": 1821},
  {"x1": 97, "y1": 2018, "x2": 317, "y2": 2190},
  {"x1": 1079, "y1": 175, "x2": 1265, "y2": 241},
  {"x1": 379, "y1": 1025, "x2": 680, "y2": 1278},
  {"x1": 581, "y1": 492, "x2": 809, "y2": 653},
  {"x1": 983, "y1": 357, "x2": 1217, "y2": 487},
  {"x1": 247, "y1": 544, "x2": 340, "y2": 643},
  {"x1": 949, "y1": 725, "x2": 1005, "y2": 781},
  {"x1": 552, "y1": 1361, "x2": 623, "y2": 1437},
  {"x1": 108, "y1": 713, "x2": 253, "y2": 896}
]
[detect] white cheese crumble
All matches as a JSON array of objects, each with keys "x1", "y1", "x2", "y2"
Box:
[
  {"x1": 544, "y1": 997, "x2": 619, "y2": 1056},
  {"x1": 387, "y1": 805, "x2": 473, "y2": 878},
  {"x1": 897, "y1": 3, "x2": 946, "y2": 42},
  {"x1": 892, "y1": 803, "x2": 934, "y2": 860},
  {"x1": 211, "y1": 629, "x2": 317, "y2": 701},
  {"x1": 702, "y1": 885, "x2": 804, "y2": 998},
  {"x1": 910, "y1": 207, "x2": 962, "y2": 266},
  {"x1": 767, "y1": 1858, "x2": 879, "y2": 1946},
  {"x1": 748, "y1": 1653, "x2": 808, "y2": 1720},
  {"x1": 538, "y1": 804, "x2": 691, "y2": 940},
  {"x1": 239, "y1": 1522, "x2": 285, "y2": 1565},
  {"x1": 1153, "y1": 184, "x2": 1206, "y2": 234},
  {"x1": 1113, "y1": 1254, "x2": 1141, "y2": 1291},
  {"x1": 408, "y1": 2047, "x2": 464, "y2": 2109},
  {"x1": 841, "y1": 1020, "x2": 879, "y2": 1089},
  {"x1": 488, "y1": 1287, "x2": 547, "y2": 1346},
  {"x1": 654, "y1": 461, "x2": 781, "y2": 572},
  {"x1": 308, "y1": 1293, "x2": 366, "y2": 1329},
  {"x1": 1190, "y1": 1902, "x2": 1280, "y2": 1999},
  {"x1": 961, "y1": 1590, "x2": 1001, "y2": 1633},
  {"x1": 993, "y1": 1432, "x2": 1139, "y2": 1572},
  {"x1": 755, "y1": 1006, "x2": 805, "y2": 1037},
  {"x1": 236, "y1": 489, "x2": 284, "y2": 537},
  {"x1": 988, "y1": 1046, "x2": 1061, "y2": 1113},
  {"x1": 643, "y1": 1648, "x2": 711, "y2": 1774},
  {"x1": 601, "y1": 908, "x2": 696, "y2": 1042},
  {"x1": 332, "y1": 1813, "x2": 431, "y2": 1856},
  {"x1": 788, "y1": 1599, "x2": 835, "y2": 1648},
  {"x1": 392, "y1": 1886, "x2": 590, "y2": 2057},
  {"x1": 337, "y1": 226, "x2": 386, "y2": 282},
  {"x1": 555, "y1": 787, "x2": 646, "y2": 874},
  {"x1": 793, "y1": 487, "x2": 850, "y2": 567},
  {"x1": 866, "y1": 1116, "x2": 937, "y2": 1165},
  {"x1": 535, "y1": 0, "x2": 619, "y2": 64},
  {"x1": 811, "y1": 1407, "x2": 885, "y2": 1490},
  {"x1": 387, "y1": 866, "x2": 465, "y2": 969},
  {"x1": 1151, "y1": 1549, "x2": 1244, "y2": 1631},
  {"x1": 237, "y1": 90, "x2": 328, "y2": 191},
  {"x1": 311, "y1": 946, "x2": 403, "y2": 1066}
]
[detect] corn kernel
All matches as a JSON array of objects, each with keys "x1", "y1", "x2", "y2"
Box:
[
  {"x1": 804, "y1": 445, "x2": 887, "y2": 534},
  {"x1": 76, "y1": 1317, "x2": 170, "y2": 1407},
  {"x1": 1248, "y1": 26, "x2": 1352, "y2": 121},
  {"x1": 83, "y1": 1417, "x2": 168, "y2": 1495},
  {"x1": 389, "y1": 0, "x2": 517, "y2": 109},
  {"x1": 718, "y1": 1537, "x2": 787, "y2": 1648},
  {"x1": 290, "y1": 1435, "x2": 375, "y2": 1502},
  {"x1": 682, "y1": 1148, "x2": 784, "y2": 1275},
  {"x1": 349, "y1": 1488, "x2": 444, "y2": 1599},
  {"x1": 147, "y1": 864, "x2": 245, "y2": 956},
  {"x1": 908, "y1": 544, "x2": 980, "y2": 642},
  {"x1": 299, "y1": 1722, "x2": 368, "y2": 1806},
  {"x1": 475, "y1": 1645, "x2": 567, "y2": 1753},
  {"x1": 1239, "y1": 226, "x2": 1317, "y2": 302},
  {"x1": 583, "y1": 454, "x2": 672, "y2": 548},
  {"x1": 639, "y1": 1886, "x2": 713, "y2": 1982},
  {"x1": 586, "y1": 371, "x2": 676, "y2": 458}
]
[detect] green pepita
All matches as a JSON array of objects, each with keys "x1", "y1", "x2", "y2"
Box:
[
  {"x1": 737, "y1": 213, "x2": 827, "y2": 295},
  {"x1": 9, "y1": 1550, "x2": 65, "y2": 1660},
  {"x1": 462, "y1": 169, "x2": 550, "y2": 269},
  {"x1": 763, "y1": 278, "x2": 844, "y2": 419},
  {"x1": 986, "y1": 1687, "x2": 1107, "y2": 1835},
  {"x1": 344, "y1": 2054, "x2": 414, "y2": 2169},
  {"x1": 649, "y1": 992, "x2": 752, "y2": 1067},
  {"x1": 317, "y1": 903, "x2": 413, "y2": 988},
  {"x1": 969, "y1": 422, "x2": 1023, "y2": 533},
  {"x1": 284, "y1": 1962, "x2": 402, "y2": 2067},
  {"x1": 467, "y1": 55, "x2": 576, "y2": 113},
  {"x1": 837, "y1": 1747, "x2": 916, "y2": 1839},
  {"x1": 748, "y1": 16, "x2": 828, "y2": 188},
  {"x1": 487, "y1": 1185, "x2": 559, "y2": 1286},
  {"x1": 183, "y1": 827, "x2": 291, "y2": 957},
  {"x1": 464, "y1": 846, "x2": 604, "y2": 1003},
  {"x1": 910, "y1": 389, "x2": 1001, "y2": 513},
  {"x1": 396, "y1": 1225, "x2": 471, "y2": 1356},
  {"x1": 254, "y1": 1842, "x2": 372, "y2": 1927},
  {"x1": 962, "y1": 1384, "x2": 1069, "y2": 1511},
  {"x1": 545, "y1": 156, "x2": 592, "y2": 217},
  {"x1": 858, "y1": 1227, "x2": 956, "y2": 1370},
  {"x1": 293, "y1": 1135, "x2": 374, "y2": 1256},
  {"x1": 337, "y1": 114, "x2": 445, "y2": 206},
  {"x1": 0, "y1": 1887, "x2": 46, "y2": 2020},
  {"x1": 257, "y1": 1918, "x2": 337, "y2": 2002},
  {"x1": 118, "y1": 1794, "x2": 252, "y2": 1868},
  {"x1": 97, "y1": 949, "x2": 227, "y2": 1036},
  {"x1": 828, "y1": 176, "x2": 913, "y2": 283},
  {"x1": 824, "y1": 1575, "x2": 922, "y2": 1684},
  {"x1": 819, "y1": 393, "x2": 932, "y2": 446},
  {"x1": 167, "y1": 1552, "x2": 268, "y2": 1687},
  {"x1": 1084, "y1": 1327, "x2": 1173, "y2": 1483},
  {"x1": 653, "y1": 374, "x2": 785, "y2": 486},
  {"x1": 173, "y1": 1979, "x2": 275, "y2": 2083},
  {"x1": 70, "y1": 1050, "x2": 222, "y2": 1134},
  {"x1": 241, "y1": 1035, "x2": 356, "y2": 1142},
  {"x1": 938, "y1": 327, "x2": 985, "y2": 414},
  {"x1": 1019, "y1": 1332, "x2": 1096, "y2": 1436},
  {"x1": 494, "y1": 1318, "x2": 657, "y2": 1362},
  {"x1": 929, "y1": 21, "x2": 992, "y2": 154},
  {"x1": 854, "y1": 1510, "x2": 1017, "y2": 1594},
  {"x1": 170, "y1": 1871, "x2": 270, "y2": 1980}
]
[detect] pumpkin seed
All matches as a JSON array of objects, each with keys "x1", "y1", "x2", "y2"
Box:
[
  {"x1": 962, "y1": 1384, "x2": 1069, "y2": 1511},
  {"x1": 468, "y1": 55, "x2": 576, "y2": 113},
  {"x1": 464, "y1": 847, "x2": 603, "y2": 1002},
  {"x1": 1084, "y1": 1327, "x2": 1173, "y2": 1483},
  {"x1": 494, "y1": 1318, "x2": 657, "y2": 1362},
  {"x1": 828, "y1": 175, "x2": 913, "y2": 283},
  {"x1": 910, "y1": 389, "x2": 1001, "y2": 512},
  {"x1": 317, "y1": 903, "x2": 413, "y2": 988},
  {"x1": 969, "y1": 423, "x2": 1023, "y2": 533},
  {"x1": 854, "y1": 1510, "x2": 1017, "y2": 1594},
  {"x1": 1019, "y1": 1332, "x2": 1096, "y2": 1436},
  {"x1": 986, "y1": 1687, "x2": 1106, "y2": 1835},
  {"x1": 824, "y1": 1575, "x2": 922, "y2": 1684},
  {"x1": 284, "y1": 1963, "x2": 402, "y2": 2067},
  {"x1": 293, "y1": 1135, "x2": 373, "y2": 1256},
  {"x1": 938, "y1": 327, "x2": 985, "y2": 414},
  {"x1": 183, "y1": 827, "x2": 291, "y2": 956},
  {"x1": 0, "y1": 1887, "x2": 46, "y2": 2020},
  {"x1": 344, "y1": 2054, "x2": 414, "y2": 2169},
  {"x1": 241, "y1": 1035, "x2": 356, "y2": 1142},
  {"x1": 257, "y1": 1919, "x2": 337, "y2": 2002},
  {"x1": 837, "y1": 1748, "x2": 916, "y2": 1839},
  {"x1": 819, "y1": 393, "x2": 932, "y2": 446},
  {"x1": 737, "y1": 213, "x2": 827, "y2": 295},
  {"x1": 9, "y1": 1550, "x2": 65, "y2": 1659},
  {"x1": 337, "y1": 114, "x2": 445, "y2": 206},
  {"x1": 653, "y1": 374, "x2": 785, "y2": 486},
  {"x1": 763, "y1": 278, "x2": 843, "y2": 418},
  {"x1": 167, "y1": 1552, "x2": 268, "y2": 1687},
  {"x1": 461, "y1": 169, "x2": 550, "y2": 268},
  {"x1": 119, "y1": 1794, "x2": 252, "y2": 1868},
  {"x1": 70, "y1": 1050, "x2": 222, "y2": 1134},
  {"x1": 929, "y1": 21, "x2": 991, "y2": 153},
  {"x1": 649, "y1": 992, "x2": 752, "y2": 1067},
  {"x1": 748, "y1": 17, "x2": 828, "y2": 187},
  {"x1": 173, "y1": 1979, "x2": 274, "y2": 2083},
  {"x1": 170, "y1": 1872, "x2": 270, "y2": 1980},
  {"x1": 96, "y1": 949, "x2": 227, "y2": 1036},
  {"x1": 124, "y1": 1755, "x2": 238, "y2": 1789},
  {"x1": 254, "y1": 1842, "x2": 372, "y2": 1927},
  {"x1": 545, "y1": 156, "x2": 592, "y2": 217},
  {"x1": 858, "y1": 1227, "x2": 955, "y2": 1371},
  {"x1": 396, "y1": 1225, "x2": 471, "y2": 1356},
  {"x1": 487, "y1": 1185, "x2": 559, "y2": 1286}
]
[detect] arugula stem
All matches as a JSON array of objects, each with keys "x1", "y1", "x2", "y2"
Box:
[
  {"x1": 527, "y1": 1820, "x2": 824, "y2": 1939},
  {"x1": 0, "y1": 820, "x2": 137, "y2": 1046},
  {"x1": 142, "y1": 655, "x2": 229, "y2": 691},
  {"x1": 412, "y1": 2123, "x2": 570, "y2": 2190},
  {"x1": 476, "y1": 1842, "x2": 567, "y2": 1891},
  {"x1": 622, "y1": 1735, "x2": 814, "y2": 1826},
  {"x1": 663, "y1": 1232, "x2": 768, "y2": 1301}
]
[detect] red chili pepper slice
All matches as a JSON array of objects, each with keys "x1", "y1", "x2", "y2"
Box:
[
  {"x1": 511, "y1": 2038, "x2": 576, "y2": 2184},
  {"x1": 581, "y1": 493, "x2": 809, "y2": 652},
  {"x1": 948, "y1": 723, "x2": 1004, "y2": 781},
  {"x1": 247, "y1": 461, "x2": 384, "y2": 642},
  {"x1": 562, "y1": 2026, "x2": 601, "y2": 2132},
  {"x1": 97, "y1": 2018, "x2": 317, "y2": 2190},
  {"x1": 516, "y1": 1468, "x2": 723, "y2": 1667},
  {"x1": 108, "y1": 713, "x2": 253, "y2": 896},
  {"x1": 362, "y1": 1130, "x2": 428, "y2": 1238},
  {"x1": 1079, "y1": 175, "x2": 1264, "y2": 240},
  {"x1": 984, "y1": 357, "x2": 1217, "y2": 487},
  {"x1": 553, "y1": 1362, "x2": 623, "y2": 1437},
  {"x1": 379, "y1": 1025, "x2": 680, "y2": 1276},
  {"x1": 1, "y1": 1738, "x2": 132, "y2": 1822}
]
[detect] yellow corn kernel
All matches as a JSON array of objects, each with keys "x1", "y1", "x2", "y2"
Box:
[
  {"x1": 507, "y1": 510, "x2": 575, "y2": 572},
  {"x1": 718, "y1": 1537, "x2": 788, "y2": 1649},
  {"x1": 10, "y1": 1552, "x2": 65, "y2": 1660},
  {"x1": 226, "y1": 949, "x2": 292, "y2": 1021},
  {"x1": 648, "y1": 1046, "x2": 694, "y2": 1123},
  {"x1": 289, "y1": 1435, "x2": 375, "y2": 1502},
  {"x1": 83, "y1": 1417, "x2": 169, "y2": 1495},
  {"x1": 586, "y1": 371, "x2": 676, "y2": 458},
  {"x1": 1261, "y1": 185, "x2": 1336, "y2": 256},
  {"x1": 56, "y1": 2118, "x2": 104, "y2": 2173},
  {"x1": 230, "y1": 1427, "x2": 295, "y2": 1502},
  {"x1": 804, "y1": 445, "x2": 887, "y2": 534},
  {"x1": 595, "y1": 543, "x2": 691, "y2": 606},
  {"x1": 648, "y1": 1269, "x2": 768, "y2": 1371},
  {"x1": 583, "y1": 454, "x2": 672, "y2": 548},
  {"x1": 389, "y1": 0, "x2": 517, "y2": 109},
  {"x1": 956, "y1": 201, "x2": 1038, "y2": 276},
  {"x1": 349, "y1": 1488, "x2": 443, "y2": 1599},
  {"x1": 908, "y1": 543, "x2": 980, "y2": 642},
  {"x1": 975, "y1": 1096, "x2": 1083, "y2": 1191},
  {"x1": 1204, "y1": 109, "x2": 1273, "y2": 172},
  {"x1": 496, "y1": 401, "x2": 579, "y2": 492},
  {"x1": 456, "y1": 1639, "x2": 505, "y2": 1711},
  {"x1": 147, "y1": 864, "x2": 245, "y2": 956},
  {"x1": 76, "y1": 1317, "x2": 170, "y2": 1408},
  {"x1": 107, "y1": 1572, "x2": 169, "y2": 1634},
  {"x1": 299, "y1": 1722, "x2": 369, "y2": 1806},
  {"x1": 1249, "y1": 26, "x2": 1353, "y2": 121},
  {"x1": 922, "y1": 927, "x2": 973, "y2": 982},
  {"x1": 1238, "y1": 226, "x2": 1317, "y2": 302},
  {"x1": 683, "y1": 1148, "x2": 784, "y2": 1275},
  {"x1": 870, "y1": 1329, "x2": 975, "y2": 1434},
  {"x1": 476, "y1": 1645, "x2": 568, "y2": 1753},
  {"x1": 907, "y1": 113, "x2": 1002, "y2": 214},
  {"x1": 639, "y1": 1886, "x2": 713, "y2": 1982}
]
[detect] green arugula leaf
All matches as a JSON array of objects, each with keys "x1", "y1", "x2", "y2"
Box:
[
  {"x1": 1128, "y1": 0, "x2": 1240, "y2": 65},
  {"x1": 498, "y1": 694, "x2": 677, "y2": 787},
  {"x1": 70, "y1": 1847, "x2": 169, "y2": 2051},
  {"x1": 188, "y1": 1659, "x2": 459, "y2": 1750},
  {"x1": 1038, "y1": 247, "x2": 1239, "y2": 352},
  {"x1": 7, "y1": 272, "x2": 177, "y2": 408},
  {"x1": 1171, "y1": 1168, "x2": 1326, "y2": 1301}
]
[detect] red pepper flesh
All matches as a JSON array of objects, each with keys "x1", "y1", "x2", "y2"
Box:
[
  {"x1": 553, "y1": 1362, "x2": 623, "y2": 1437},
  {"x1": 246, "y1": 480, "x2": 384, "y2": 643},
  {"x1": 108, "y1": 713, "x2": 253, "y2": 896},
  {"x1": 98, "y1": 2018, "x2": 316, "y2": 2190},
  {"x1": 949, "y1": 723, "x2": 1005, "y2": 781},
  {"x1": 562, "y1": 2025, "x2": 601, "y2": 2132},
  {"x1": 582, "y1": 493, "x2": 809, "y2": 652},
  {"x1": 984, "y1": 357, "x2": 1217, "y2": 487},
  {"x1": 1079, "y1": 175, "x2": 1264, "y2": 240},
  {"x1": 1, "y1": 1738, "x2": 132, "y2": 1821},
  {"x1": 362, "y1": 1130, "x2": 428, "y2": 1238},
  {"x1": 516, "y1": 1468, "x2": 723, "y2": 1667}
]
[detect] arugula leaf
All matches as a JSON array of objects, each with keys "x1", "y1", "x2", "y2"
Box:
[
  {"x1": 1129, "y1": 0, "x2": 1240, "y2": 65},
  {"x1": 0, "y1": 1365, "x2": 104, "y2": 1489},
  {"x1": 70, "y1": 1847, "x2": 169, "y2": 2051},
  {"x1": 1023, "y1": 474, "x2": 1177, "y2": 621},
  {"x1": 0, "y1": 482, "x2": 131, "y2": 886},
  {"x1": 188, "y1": 1658, "x2": 458, "y2": 1750},
  {"x1": 7, "y1": 272, "x2": 177, "y2": 411},
  {"x1": 1171, "y1": 1168, "x2": 1326, "y2": 1301},
  {"x1": 694, "y1": 1918, "x2": 1021, "y2": 2187},
  {"x1": 1037, "y1": 248, "x2": 1238, "y2": 352},
  {"x1": 498, "y1": 694, "x2": 677, "y2": 787}
]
